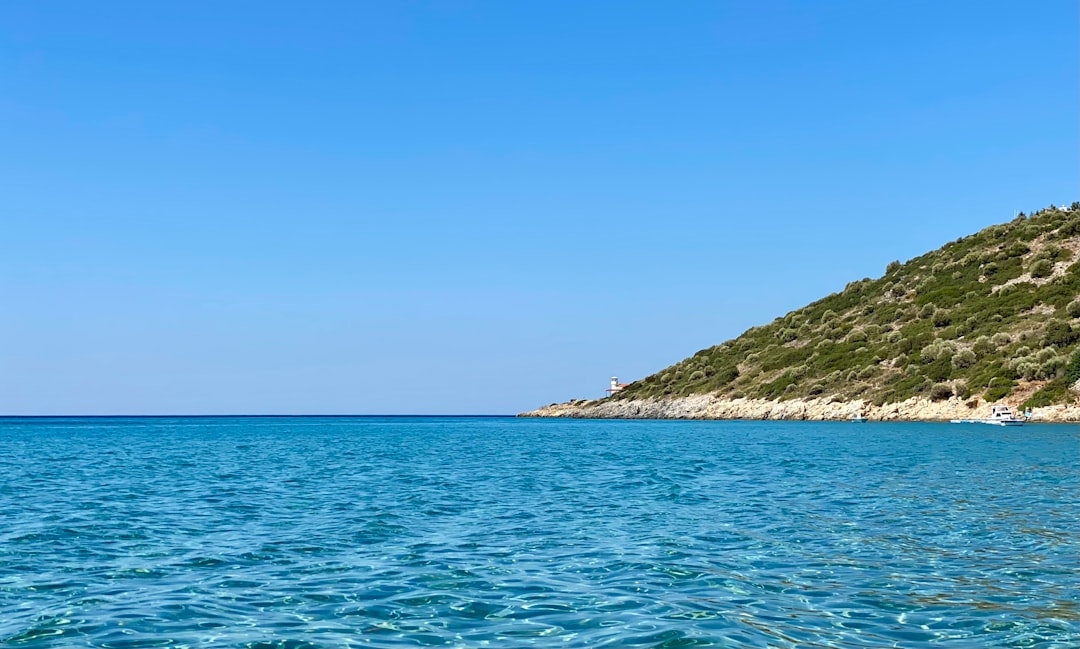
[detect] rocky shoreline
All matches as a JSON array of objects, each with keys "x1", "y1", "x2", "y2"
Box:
[{"x1": 520, "y1": 394, "x2": 1080, "y2": 422}]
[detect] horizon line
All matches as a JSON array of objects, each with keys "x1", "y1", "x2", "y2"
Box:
[{"x1": 0, "y1": 414, "x2": 516, "y2": 419}]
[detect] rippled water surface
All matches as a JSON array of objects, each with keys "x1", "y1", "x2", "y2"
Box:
[{"x1": 1, "y1": 417, "x2": 1077, "y2": 648}]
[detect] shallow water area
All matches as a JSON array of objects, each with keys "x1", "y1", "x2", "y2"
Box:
[{"x1": 1, "y1": 416, "x2": 1077, "y2": 648}]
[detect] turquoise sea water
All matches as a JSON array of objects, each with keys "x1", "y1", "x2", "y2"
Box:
[{"x1": 0, "y1": 417, "x2": 1077, "y2": 648}]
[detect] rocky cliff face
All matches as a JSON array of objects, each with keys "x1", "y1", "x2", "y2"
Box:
[{"x1": 521, "y1": 394, "x2": 1080, "y2": 422}]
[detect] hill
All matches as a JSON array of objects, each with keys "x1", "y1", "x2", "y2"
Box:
[{"x1": 529, "y1": 204, "x2": 1080, "y2": 418}]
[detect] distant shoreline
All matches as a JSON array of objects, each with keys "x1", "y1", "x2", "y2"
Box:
[{"x1": 521, "y1": 394, "x2": 1080, "y2": 422}]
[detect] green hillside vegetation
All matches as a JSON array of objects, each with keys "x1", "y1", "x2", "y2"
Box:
[{"x1": 614, "y1": 204, "x2": 1080, "y2": 410}]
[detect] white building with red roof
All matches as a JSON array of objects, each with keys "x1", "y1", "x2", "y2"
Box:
[{"x1": 606, "y1": 376, "x2": 630, "y2": 396}]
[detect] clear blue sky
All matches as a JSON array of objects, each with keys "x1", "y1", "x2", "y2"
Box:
[{"x1": 2, "y1": 1, "x2": 1077, "y2": 415}]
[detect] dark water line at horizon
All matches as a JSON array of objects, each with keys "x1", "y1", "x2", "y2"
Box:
[{"x1": 1, "y1": 417, "x2": 1077, "y2": 648}]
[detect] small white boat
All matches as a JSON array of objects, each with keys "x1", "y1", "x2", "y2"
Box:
[
  {"x1": 950, "y1": 404, "x2": 1026, "y2": 426},
  {"x1": 849, "y1": 415, "x2": 868, "y2": 423}
]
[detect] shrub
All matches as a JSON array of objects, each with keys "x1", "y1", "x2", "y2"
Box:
[
  {"x1": 919, "y1": 303, "x2": 937, "y2": 319},
  {"x1": 1043, "y1": 320, "x2": 1079, "y2": 348},
  {"x1": 1066, "y1": 299, "x2": 1080, "y2": 318},
  {"x1": 846, "y1": 329, "x2": 868, "y2": 343},
  {"x1": 1059, "y1": 216, "x2": 1080, "y2": 237},
  {"x1": 1013, "y1": 361, "x2": 1039, "y2": 380},
  {"x1": 886, "y1": 260, "x2": 901, "y2": 274},
  {"x1": 1066, "y1": 350, "x2": 1080, "y2": 385},
  {"x1": 921, "y1": 340, "x2": 956, "y2": 362},
  {"x1": 924, "y1": 356, "x2": 953, "y2": 381},
  {"x1": 1038, "y1": 355, "x2": 1067, "y2": 380},
  {"x1": 972, "y1": 336, "x2": 993, "y2": 356},
  {"x1": 715, "y1": 366, "x2": 739, "y2": 384},
  {"x1": 1038, "y1": 245, "x2": 1071, "y2": 262},
  {"x1": 689, "y1": 370, "x2": 705, "y2": 381},
  {"x1": 1035, "y1": 347, "x2": 1058, "y2": 363},
  {"x1": 1021, "y1": 378, "x2": 1071, "y2": 409},
  {"x1": 932, "y1": 310, "x2": 953, "y2": 327},
  {"x1": 952, "y1": 349, "x2": 977, "y2": 369},
  {"x1": 1030, "y1": 259, "x2": 1054, "y2": 278},
  {"x1": 991, "y1": 333, "x2": 1012, "y2": 346},
  {"x1": 930, "y1": 383, "x2": 953, "y2": 401},
  {"x1": 1004, "y1": 242, "x2": 1030, "y2": 258}
]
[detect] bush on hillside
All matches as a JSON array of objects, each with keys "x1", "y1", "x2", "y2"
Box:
[
  {"x1": 846, "y1": 329, "x2": 868, "y2": 343},
  {"x1": 972, "y1": 336, "x2": 993, "y2": 356},
  {"x1": 1043, "y1": 320, "x2": 1079, "y2": 348},
  {"x1": 1066, "y1": 299, "x2": 1080, "y2": 318},
  {"x1": 1059, "y1": 217, "x2": 1080, "y2": 237},
  {"x1": 1066, "y1": 350, "x2": 1080, "y2": 385},
  {"x1": 1022, "y1": 378, "x2": 1072, "y2": 409},
  {"x1": 952, "y1": 349, "x2": 977, "y2": 369},
  {"x1": 1030, "y1": 259, "x2": 1054, "y2": 278},
  {"x1": 930, "y1": 383, "x2": 953, "y2": 401},
  {"x1": 1039, "y1": 355, "x2": 1068, "y2": 380},
  {"x1": 1004, "y1": 242, "x2": 1030, "y2": 258},
  {"x1": 921, "y1": 340, "x2": 956, "y2": 363}
]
